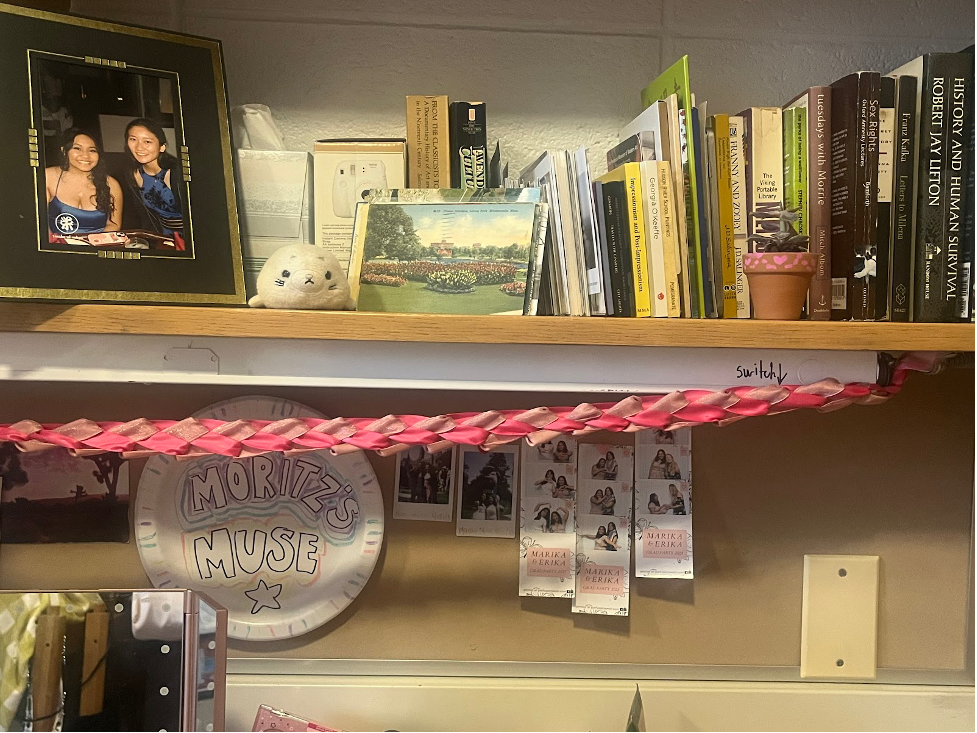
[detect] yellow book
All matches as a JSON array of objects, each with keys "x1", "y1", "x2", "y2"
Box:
[
  {"x1": 597, "y1": 163, "x2": 652, "y2": 318},
  {"x1": 712, "y1": 115, "x2": 738, "y2": 318},
  {"x1": 656, "y1": 161, "x2": 683, "y2": 317}
]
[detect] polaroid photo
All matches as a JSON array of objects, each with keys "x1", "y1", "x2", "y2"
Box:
[
  {"x1": 456, "y1": 444, "x2": 519, "y2": 538},
  {"x1": 519, "y1": 531, "x2": 576, "y2": 598},
  {"x1": 392, "y1": 446, "x2": 456, "y2": 522}
]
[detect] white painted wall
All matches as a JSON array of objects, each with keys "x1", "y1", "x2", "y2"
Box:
[
  {"x1": 226, "y1": 674, "x2": 976, "y2": 732},
  {"x1": 72, "y1": 0, "x2": 974, "y2": 174}
]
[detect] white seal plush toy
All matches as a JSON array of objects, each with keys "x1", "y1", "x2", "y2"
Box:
[{"x1": 249, "y1": 243, "x2": 355, "y2": 310}]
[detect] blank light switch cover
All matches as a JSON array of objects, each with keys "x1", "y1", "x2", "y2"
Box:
[{"x1": 800, "y1": 554, "x2": 879, "y2": 679}]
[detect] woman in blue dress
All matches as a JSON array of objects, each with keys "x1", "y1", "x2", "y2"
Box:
[
  {"x1": 123, "y1": 118, "x2": 184, "y2": 245},
  {"x1": 45, "y1": 129, "x2": 122, "y2": 236}
]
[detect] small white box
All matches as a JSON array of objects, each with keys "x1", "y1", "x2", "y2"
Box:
[
  {"x1": 313, "y1": 139, "x2": 406, "y2": 272},
  {"x1": 236, "y1": 150, "x2": 311, "y2": 239}
]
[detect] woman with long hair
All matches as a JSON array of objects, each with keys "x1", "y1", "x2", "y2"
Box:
[
  {"x1": 591, "y1": 458, "x2": 607, "y2": 479},
  {"x1": 553, "y1": 440, "x2": 573, "y2": 463},
  {"x1": 648, "y1": 449, "x2": 667, "y2": 479},
  {"x1": 532, "y1": 504, "x2": 551, "y2": 532},
  {"x1": 601, "y1": 486, "x2": 616, "y2": 516},
  {"x1": 45, "y1": 129, "x2": 122, "y2": 235},
  {"x1": 668, "y1": 484, "x2": 686, "y2": 515},
  {"x1": 606, "y1": 521, "x2": 619, "y2": 545},
  {"x1": 590, "y1": 488, "x2": 604, "y2": 515},
  {"x1": 534, "y1": 469, "x2": 557, "y2": 495},
  {"x1": 603, "y1": 451, "x2": 618, "y2": 480},
  {"x1": 484, "y1": 494, "x2": 499, "y2": 521},
  {"x1": 553, "y1": 475, "x2": 573, "y2": 498},
  {"x1": 124, "y1": 118, "x2": 184, "y2": 240},
  {"x1": 664, "y1": 453, "x2": 682, "y2": 480},
  {"x1": 647, "y1": 493, "x2": 667, "y2": 515},
  {"x1": 549, "y1": 507, "x2": 567, "y2": 533}
]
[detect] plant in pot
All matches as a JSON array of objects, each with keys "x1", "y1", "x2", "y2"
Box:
[{"x1": 744, "y1": 210, "x2": 814, "y2": 320}]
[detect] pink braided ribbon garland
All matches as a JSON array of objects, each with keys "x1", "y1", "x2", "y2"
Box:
[{"x1": 0, "y1": 352, "x2": 948, "y2": 459}]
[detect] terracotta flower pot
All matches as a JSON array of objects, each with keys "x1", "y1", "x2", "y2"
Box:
[{"x1": 743, "y1": 252, "x2": 816, "y2": 320}]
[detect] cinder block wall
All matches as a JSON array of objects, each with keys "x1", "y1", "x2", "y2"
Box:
[{"x1": 72, "y1": 0, "x2": 974, "y2": 172}]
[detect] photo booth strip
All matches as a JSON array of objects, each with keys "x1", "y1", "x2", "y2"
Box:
[
  {"x1": 392, "y1": 446, "x2": 456, "y2": 522},
  {"x1": 634, "y1": 428, "x2": 693, "y2": 578},
  {"x1": 518, "y1": 437, "x2": 577, "y2": 596},
  {"x1": 455, "y1": 444, "x2": 519, "y2": 538},
  {"x1": 572, "y1": 443, "x2": 634, "y2": 615}
]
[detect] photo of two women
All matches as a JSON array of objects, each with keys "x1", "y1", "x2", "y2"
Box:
[{"x1": 37, "y1": 56, "x2": 186, "y2": 252}]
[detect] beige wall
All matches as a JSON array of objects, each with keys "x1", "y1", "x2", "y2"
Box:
[{"x1": 0, "y1": 368, "x2": 972, "y2": 674}]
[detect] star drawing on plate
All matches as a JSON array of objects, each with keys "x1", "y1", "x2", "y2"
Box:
[{"x1": 244, "y1": 579, "x2": 283, "y2": 614}]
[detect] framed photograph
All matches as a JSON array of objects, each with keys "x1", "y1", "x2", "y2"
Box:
[
  {"x1": 392, "y1": 445, "x2": 456, "y2": 522},
  {"x1": 0, "y1": 3, "x2": 245, "y2": 303}
]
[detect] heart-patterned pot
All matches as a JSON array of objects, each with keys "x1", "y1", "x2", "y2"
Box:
[{"x1": 743, "y1": 252, "x2": 817, "y2": 320}]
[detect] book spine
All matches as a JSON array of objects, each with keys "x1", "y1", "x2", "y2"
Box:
[
  {"x1": 830, "y1": 75, "x2": 880, "y2": 320},
  {"x1": 656, "y1": 162, "x2": 683, "y2": 317},
  {"x1": 624, "y1": 164, "x2": 652, "y2": 317},
  {"x1": 963, "y1": 54, "x2": 976, "y2": 322},
  {"x1": 678, "y1": 107, "x2": 705, "y2": 317},
  {"x1": 405, "y1": 95, "x2": 449, "y2": 188},
  {"x1": 640, "y1": 161, "x2": 669, "y2": 316},
  {"x1": 602, "y1": 181, "x2": 633, "y2": 317},
  {"x1": 524, "y1": 203, "x2": 550, "y2": 316},
  {"x1": 593, "y1": 181, "x2": 615, "y2": 316},
  {"x1": 448, "y1": 102, "x2": 487, "y2": 189},
  {"x1": 913, "y1": 57, "x2": 958, "y2": 321},
  {"x1": 948, "y1": 58, "x2": 973, "y2": 320},
  {"x1": 607, "y1": 136, "x2": 641, "y2": 171},
  {"x1": 691, "y1": 108, "x2": 716, "y2": 317},
  {"x1": 744, "y1": 109, "x2": 784, "y2": 262},
  {"x1": 889, "y1": 75, "x2": 918, "y2": 322},
  {"x1": 727, "y1": 115, "x2": 750, "y2": 317},
  {"x1": 808, "y1": 88, "x2": 833, "y2": 320},
  {"x1": 875, "y1": 77, "x2": 896, "y2": 320},
  {"x1": 713, "y1": 116, "x2": 738, "y2": 317}
]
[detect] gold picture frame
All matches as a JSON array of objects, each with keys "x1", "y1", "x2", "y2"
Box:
[{"x1": 0, "y1": 2, "x2": 245, "y2": 304}]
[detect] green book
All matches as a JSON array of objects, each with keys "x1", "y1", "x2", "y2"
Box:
[
  {"x1": 783, "y1": 106, "x2": 808, "y2": 235},
  {"x1": 640, "y1": 56, "x2": 706, "y2": 316}
]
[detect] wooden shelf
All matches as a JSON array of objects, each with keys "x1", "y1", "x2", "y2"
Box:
[{"x1": 0, "y1": 302, "x2": 973, "y2": 351}]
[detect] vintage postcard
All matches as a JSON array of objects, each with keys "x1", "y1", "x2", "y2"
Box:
[
  {"x1": 392, "y1": 446, "x2": 456, "y2": 522},
  {"x1": 456, "y1": 445, "x2": 519, "y2": 538},
  {"x1": 0, "y1": 446, "x2": 130, "y2": 543},
  {"x1": 518, "y1": 531, "x2": 576, "y2": 598},
  {"x1": 351, "y1": 201, "x2": 541, "y2": 315},
  {"x1": 635, "y1": 428, "x2": 693, "y2": 578}
]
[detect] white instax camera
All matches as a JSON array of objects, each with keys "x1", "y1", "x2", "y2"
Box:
[{"x1": 332, "y1": 160, "x2": 388, "y2": 218}]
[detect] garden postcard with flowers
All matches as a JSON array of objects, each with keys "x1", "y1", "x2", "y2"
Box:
[{"x1": 349, "y1": 200, "x2": 542, "y2": 314}]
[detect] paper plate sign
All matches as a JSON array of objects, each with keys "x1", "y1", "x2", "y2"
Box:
[{"x1": 136, "y1": 397, "x2": 384, "y2": 640}]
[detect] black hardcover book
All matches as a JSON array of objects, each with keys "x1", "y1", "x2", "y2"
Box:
[
  {"x1": 896, "y1": 53, "x2": 972, "y2": 321},
  {"x1": 600, "y1": 180, "x2": 634, "y2": 317},
  {"x1": 875, "y1": 77, "x2": 896, "y2": 320},
  {"x1": 888, "y1": 75, "x2": 918, "y2": 322},
  {"x1": 592, "y1": 181, "x2": 615, "y2": 316},
  {"x1": 830, "y1": 71, "x2": 881, "y2": 320},
  {"x1": 448, "y1": 101, "x2": 487, "y2": 189}
]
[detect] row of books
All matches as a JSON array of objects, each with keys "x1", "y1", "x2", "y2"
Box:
[{"x1": 516, "y1": 52, "x2": 974, "y2": 321}]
